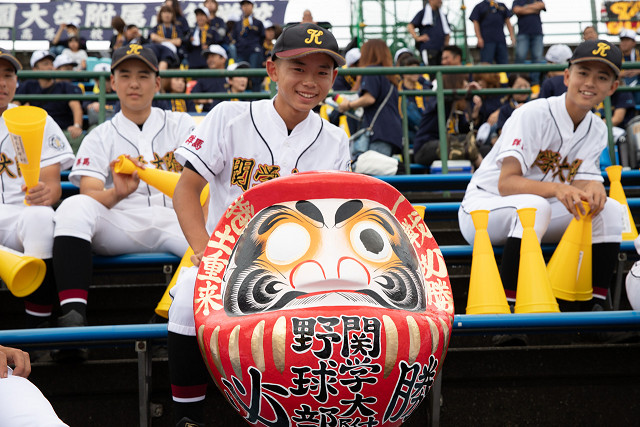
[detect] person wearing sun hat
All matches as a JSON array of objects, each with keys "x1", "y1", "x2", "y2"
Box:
[
  {"x1": 190, "y1": 44, "x2": 228, "y2": 112},
  {"x1": 459, "y1": 39, "x2": 625, "y2": 317},
  {"x1": 166, "y1": 22, "x2": 349, "y2": 427},
  {"x1": 17, "y1": 50, "x2": 84, "y2": 151},
  {"x1": 538, "y1": 44, "x2": 573, "y2": 98}
]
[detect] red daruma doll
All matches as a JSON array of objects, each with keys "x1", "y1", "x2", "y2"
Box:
[{"x1": 193, "y1": 171, "x2": 453, "y2": 426}]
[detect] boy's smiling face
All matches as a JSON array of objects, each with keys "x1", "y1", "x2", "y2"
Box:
[
  {"x1": 563, "y1": 61, "x2": 618, "y2": 123},
  {"x1": 267, "y1": 53, "x2": 338, "y2": 128}
]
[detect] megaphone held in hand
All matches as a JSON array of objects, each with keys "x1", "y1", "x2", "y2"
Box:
[{"x1": 3, "y1": 106, "x2": 47, "y2": 204}]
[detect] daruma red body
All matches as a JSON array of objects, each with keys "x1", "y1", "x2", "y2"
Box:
[{"x1": 194, "y1": 171, "x2": 453, "y2": 426}]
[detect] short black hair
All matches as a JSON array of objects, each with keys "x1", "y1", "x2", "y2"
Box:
[
  {"x1": 399, "y1": 56, "x2": 420, "y2": 67},
  {"x1": 442, "y1": 45, "x2": 462, "y2": 58}
]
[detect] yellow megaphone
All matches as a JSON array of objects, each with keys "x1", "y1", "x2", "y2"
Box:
[
  {"x1": 155, "y1": 185, "x2": 210, "y2": 318},
  {"x1": 2, "y1": 106, "x2": 47, "y2": 204},
  {"x1": 0, "y1": 244, "x2": 46, "y2": 297},
  {"x1": 113, "y1": 155, "x2": 181, "y2": 198}
]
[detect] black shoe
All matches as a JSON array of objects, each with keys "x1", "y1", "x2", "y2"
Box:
[
  {"x1": 574, "y1": 301, "x2": 640, "y2": 343},
  {"x1": 491, "y1": 333, "x2": 529, "y2": 347},
  {"x1": 51, "y1": 309, "x2": 89, "y2": 363},
  {"x1": 176, "y1": 417, "x2": 205, "y2": 427}
]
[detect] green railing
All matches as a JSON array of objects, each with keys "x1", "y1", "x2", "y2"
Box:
[{"x1": 14, "y1": 62, "x2": 640, "y2": 175}]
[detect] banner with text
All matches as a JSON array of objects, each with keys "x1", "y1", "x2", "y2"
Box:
[{"x1": 0, "y1": 1, "x2": 287, "y2": 42}]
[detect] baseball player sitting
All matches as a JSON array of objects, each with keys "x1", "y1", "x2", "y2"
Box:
[
  {"x1": 458, "y1": 39, "x2": 625, "y2": 315},
  {"x1": 51, "y1": 45, "x2": 195, "y2": 335},
  {"x1": 0, "y1": 49, "x2": 75, "y2": 330},
  {"x1": 166, "y1": 23, "x2": 351, "y2": 426}
]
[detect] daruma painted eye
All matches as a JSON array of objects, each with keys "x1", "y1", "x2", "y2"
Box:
[
  {"x1": 350, "y1": 220, "x2": 392, "y2": 262},
  {"x1": 265, "y1": 222, "x2": 310, "y2": 265}
]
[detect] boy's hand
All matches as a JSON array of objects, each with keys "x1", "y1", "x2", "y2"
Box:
[
  {"x1": 575, "y1": 180, "x2": 607, "y2": 217},
  {"x1": 110, "y1": 155, "x2": 141, "y2": 201},
  {"x1": 0, "y1": 345, "x2": 30, "y2": 379},
  {"x1": 21, "y1": 182, "x2": 53, "y2": 206},
  {"x1": 555, "y1": 183, "x2": 589, "y2": 219}
]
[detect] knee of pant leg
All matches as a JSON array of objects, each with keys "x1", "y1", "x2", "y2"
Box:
[
  {"x1": 53, "y1": 194, "x2": 104, "y2": 240},
  {"x1": 509, "y1": 195, "x2": 551, "y2": 239},
  {"x1": 17, "y1": 206, "x2": 55, "y2": 258},
  {"x1": 593, "y1": 197, "x2": 624, "y2": 242}
]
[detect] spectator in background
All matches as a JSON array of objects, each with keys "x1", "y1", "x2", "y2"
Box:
[
  {"x1": 225, "y1": 61, "x2": 251, "y2": 100},
  {"x1": 538, "y1": 44, "x2": 572, "y2": 98},
  {"x1": 110, "y1": 16, "x2": 127, "y2": 53},
  {"x1": 441, "y1": 44, "x2": 463, "y2": 66},
  {"x1": 204, "y1": 0, "x2": 236, "y2": 60},
  {"x1": 262, "y1": 20, "x2": 277, "y2": 66},
  {"x1": 394, "y1": 47, "x2": 415, "y2": 67},
  {"x1": 413, "y1": 73, "x2": 479, "y2": 170},
  {"x1": 334, "y1": 47, "x2": 361, "y2": 92},
  {"x1": 331, "y1": 47, "x2": 361, "y2": 135},
  {"x1": 582, "y1": 25, "x2": 598, "y2": 41},
  {"x1": 496, "y1": 73, "x2": 531, "y2": 133},
  {"x1": 163, "y1": 75, "x2": 197, "y2": 112},
  {"x1": 301, "y1": 9, "x2": 316, "y2": 24},
  {"x1": 469, "y1": 0, "x2": 515, "y2": 64},
  {"x1": 619, "y1": 29, "x2": 640, "y2": 104},
  {"x1": 338, "y1": 39, "x2": 402, "y2": 173},
  {"x1": 191, "y1": 44, "x2": 228, "y2": 112},
  {"x1": 53, "y1": 54, "x2": 86, "y2": 93},
  {"x1": 83, "y1": 62, "x2": 118, "y2": 129},
  {"x1": 51, "y1": 19, "x2": 87, "y2": 56},
  {"x1": 513, "y1": 0, "x2": 545, "y2": 85},
  {"x1": 185, "y1": 6, "x2": 216, "y2": 69},
  {"x1": 407, "y1": 0, "x2": 450, "y2": 65},
  {"x1": 398, "y1": 55, "x2": 428, "y2": 147},
  {"x1": 17, "y1": 51, "x2": 84, "y2": 153},
  {"x1": 233, "y1": 0, "x2": 265, "y2": 91},
  {"x1": 470, "y1": 68, "x2": 503, "y2": 132},
  {"x1": 165, "y1": 0, "x2": 190, "y2": 34},
  {"x1": 151, "y1": 5, "x2": 187, "y2": 66},
  {"x1": 61, "y1": 36, "x2": 88, "y2": 71}
]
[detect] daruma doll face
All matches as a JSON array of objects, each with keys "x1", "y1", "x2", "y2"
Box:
[{"x1": 194, "y1": 172, "x2": 453, "y2": 427}]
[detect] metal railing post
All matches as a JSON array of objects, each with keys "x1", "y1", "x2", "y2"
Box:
[{"x1": 401, "y1": 92, "x2": 411, "y2": 174}]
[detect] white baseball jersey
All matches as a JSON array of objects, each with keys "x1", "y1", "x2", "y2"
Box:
[
  {"x1": 458, "y1": 93, "x2": 623, "y2": 246},
  {"x1": 0, "y1": 104, "x2": 74, "y2": 205},
  {"x1": 70, "y1": 107, "x2": 195, "y2": 209},
  {"x1": 175, "y1": 98, "x2": 351, "y2": 232},
  {"x1": 462, "y1": 93, "x2": 606, "y2": 212}
]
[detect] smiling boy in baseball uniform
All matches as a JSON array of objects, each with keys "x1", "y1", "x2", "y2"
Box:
[
  {"x1": 166, "y1": 23, "x2": 351, "y2": 426},
  {"x1": 51, "y1": 45, "x2": 195, "y2": 333},
  {"x1": 0, "y1": 49, "x2": 74, "y2": 330},
  {"x1": 458, "y1": 40, "x2": 625, "y2": 313}
]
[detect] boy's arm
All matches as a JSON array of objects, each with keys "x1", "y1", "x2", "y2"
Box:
[
  {"x1": 174, "y1": 167, "x2": 210, "y2": 266},
  {"x1": 498, "y1": 156, "x2": 589, "y2": 219},
  {"x1": 78, "y1": 156, "x2": 141, "y2": 209},
  {"x1": 22, "y1": 163, "x2": 62, "y2": 206}
]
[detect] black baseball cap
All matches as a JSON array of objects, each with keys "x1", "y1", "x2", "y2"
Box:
[
  {"x1": 111, "y1": 44, "x2": 159, "y2": 73},
  {"x1": 569, "y1": 39, "x2": 622, "y2": 76},
  {"x1": 0, "y1": 48, "x2": 21, "y2": 72},
  {"x1": 272, "y1": 23, "x2": 345, "y2": 67}
]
